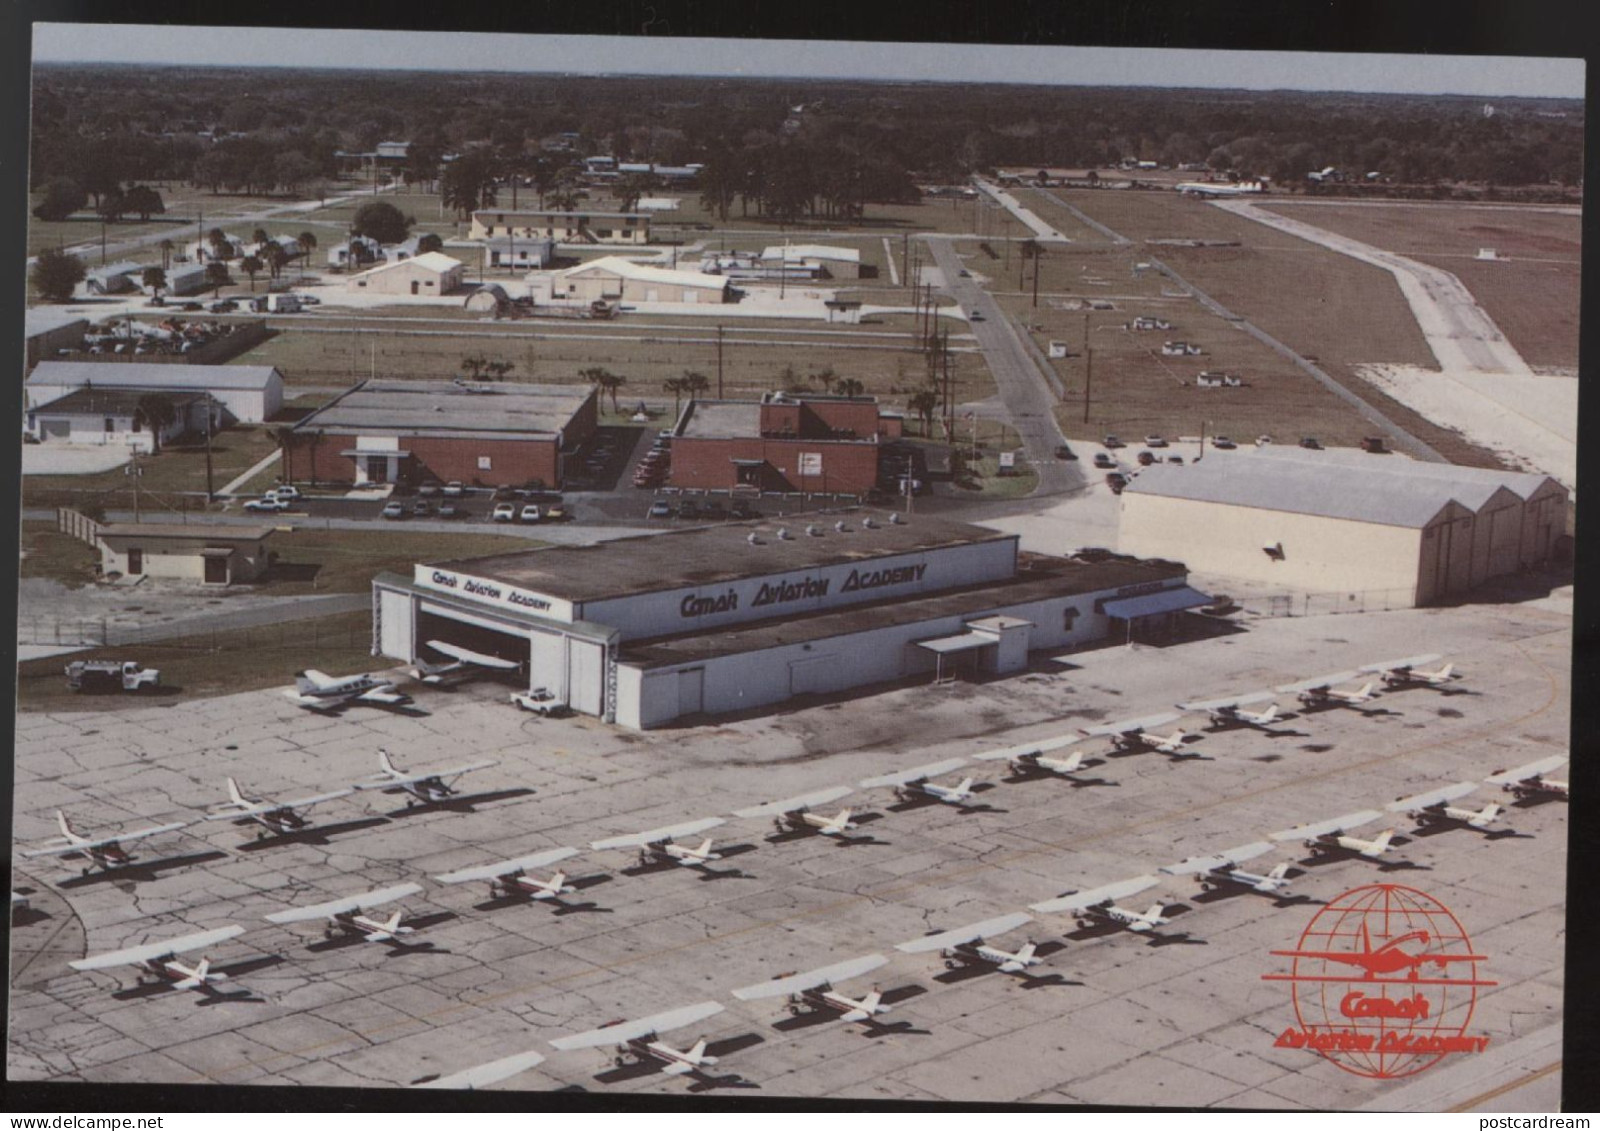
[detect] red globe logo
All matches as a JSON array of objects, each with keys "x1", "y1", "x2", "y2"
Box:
[{"x1": 1263, "y1": 883, "x2": 1495, "y2": 1079}]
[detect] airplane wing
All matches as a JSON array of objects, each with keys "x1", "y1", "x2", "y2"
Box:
[
  {"x1": 1081, "y1": 712, "x2": 1180, "y2": 737},
  {"x1": 1030, "y1": 874, "x2": 1160, "y2": 914},
  {"x1": 353, "y1": 759, "x2": 499, "y2": 791},
  {"x1": 425, "y1": 640, "x2": 522, "y2": 671},
  {"x1": 1387, "y1": 782, "x2": 1479, "y2": 813},
  {"x1": 1160, "y1": 840, "x2": 1274, "y2": 876},
  {"x1": 549, "y1": 1001, "x2": 725, "y2": 1050},
  {"x1": 1275, "y1": 671, "x2": 1363, "y2": 694},
  {"x1": 858, "y1": 757, "x2": 969, "y2": 790},
  {"x1": 263, "y1": 882, "x2": 424, "y2": 924},
  {"x1": 731, "y1": 954, "x2": 889, "y2": 1000},
  {"x1": 22, "y1": 820, "x2": 190, "y2": 858},
  {"x1": 297, "y1": 669, "x2": 340, "y2": 690},
  {"x1": 1269, "y1": 809, "x2": 1384, "y2": 842},
  {"x1": 70, "y1": 925, "x2": 245, "y2": 971},
  {"x1": 1176, "y1": 691, "x2": 1275, "y2": 713},
  {"x1": 895, "y1": 911, "x2": 1034, "y2": 953},
  {"x1": 1485, "y1": 756, "x2": 1568, "y2": 785},
  {"x1": 590, "y1": 817, "x2": 725, "y2": 851},
  {"x1": 973, "y1": 734, "x2": 1082, "y2": 762},
  {"x1": 731, "y1": 786, "x2": 854, "y2": 819},
  {"x1": 1359, "y1": 654, "x2": 1442, "y2": 675},
  {"x1": 415, "y1": 1050, "x2": 546, "y2": 1090},
  {"x1": 357, "y1": 688, "x2": 412, "y2": 705},
  {"x1": 435, "y1": 847, "x2": 581, "y2": 884}
]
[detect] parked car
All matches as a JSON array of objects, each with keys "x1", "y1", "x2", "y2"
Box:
[
  {"x1": 1054, "y1": 444, "x2": 1077, "y2": 460},
  {"x1": 1167, "y1": 454, "x2": 1184, "y2": 464},
  {"x1": 1299, "y1": 436, "x2": 1323, "y2": 450},
  {"x1": 1093, "y1": 452, "x2": 1117, "y2": 469},
  {"x1": 1103, "y1": 435, "x2": 1125, "y2": 449},
  {"x1": 730, "y1": 500, "x2": 757, "y2": 520},
  {"x1": 209, "y1": 300, "x2": 237, "y2": 313},
  {"x1": 676, "y1": 499, "x2": 700, "y2": 519},
  {"x1": 958, "y1": 269, "x2": 971, "y2": 278},
  {"x1": 412, "y1": 500, "x2": 431, "y2": 516},
  {"x1": 1105, "y1": 472, "x2": 1128, "y2": 493},
  {"x1": 520, "y1": 504, "x2": 542, "y2": 523},
  {"x1": 648, "y1": 500, "x2": 673, "y2": 518},
  {"x1": 269, "y1": 485, "x2": 301, "y2": 501},
  {"x1": 1256, "y1": 435, "x2": 1274, "y2": 447},
  {"x1": 1136, "y1": 451, "x2": 1156, "y2": 466},
  {"x1": 544, "y1": 502, "x2": 566, "y2": 521},
  {"x1": 381, "y1": 501, "x2": 406, "y2": 520},
  {"x1": 701, "y1": 500, "x2": 727, "y2": 520},
  {"x1": 1212, "y1": 436, "x2": 1237, "y2": 450},
  {"x1": 969, "y1": 310, "x2": 986, "y2": 322},
  {"x1": 1144, "y1": 435, "x2": 1168, "y2": 448},
  {"x1": 442, "y1": 481, "x2": 465, "y2": 497},
  {"x1": 492, "y1": 502, "x2": 516, "y2": 522},
  {"x1": 298, "y1": 294, "x2": 321, "y2": 305},
  {"x1": 244, "y1": 497, "x2": 291, "y2": 513},
  {"x1": 180, "y1": 302, "x2": 204, "y2": 312},
  {"x1": 437, "y1": 502, "x2": 462, "y2": 519},
  {"x1": 510, "y1": 688, "x2": 569, "y2": 716},
  {"x1": 417, "y1": 482, "x2": 440, "y2": 497}
]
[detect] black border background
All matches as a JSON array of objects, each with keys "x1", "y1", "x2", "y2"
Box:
[{"x1": 1, "y1": 0, "x2": 1594, "y2": 1115}]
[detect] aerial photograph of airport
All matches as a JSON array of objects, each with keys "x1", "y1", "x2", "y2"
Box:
[{"x1": 8, "y1": 19, "x2": 1581, "y2": 1111}]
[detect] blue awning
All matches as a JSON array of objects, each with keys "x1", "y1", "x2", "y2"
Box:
[{"x1": 1102, "y1": 585, "x2": 1212, "y2": 619}]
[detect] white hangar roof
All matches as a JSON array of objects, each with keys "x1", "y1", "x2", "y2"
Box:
[{"x1": 26, "y1": 361, "x2": 283, "y2": 392}]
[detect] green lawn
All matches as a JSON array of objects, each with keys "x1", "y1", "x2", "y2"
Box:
[
  {"x1": 252, "y1": 528, "x2": 539, "y2": 596},
  {"x1": 21, "y1": 424, "x2": 283, "y2": 513},
  {"x1": 19, "y1": 520, "x2": 100, "y2": 588}
]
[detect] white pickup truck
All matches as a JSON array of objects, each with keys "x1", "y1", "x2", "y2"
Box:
[
  {"x1": 65, "y1": 660, "x2": 161, "y2": 693},
  {"x1": 509, "y1": 689, "x2": 567, "y2": 716}
]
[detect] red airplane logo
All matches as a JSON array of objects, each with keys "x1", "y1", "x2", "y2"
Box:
[{"x1": 1272, "y1": 921, "x2": 1488, "y2": 980}]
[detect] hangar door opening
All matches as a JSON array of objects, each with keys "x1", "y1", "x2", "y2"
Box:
[{"x1": 417, "y1": 602, "x2": 532, "y2": 685}]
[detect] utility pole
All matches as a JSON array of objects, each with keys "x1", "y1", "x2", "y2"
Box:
[
  {"x1": 715, "y1": 324, "x2": 724, "y2": 398},
  {"x1": 203, "y1": 395, "x2": 215, "y2": 501},
  {"x1": 1032, "y1": 247, "x2": 1042, "y2": 308},
  {"x1": 100, "y1": 218, "x2": 107, "y2": 266},
  {"x1": 902, "y1": 232, "x2": 910, "y2": 290},
  {"x1": 1082, "y1": 343, "x2": 1093, "y2": 425}
]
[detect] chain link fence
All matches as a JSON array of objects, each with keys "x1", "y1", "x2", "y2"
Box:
[
  {"x1": 18, "y1": 614, "x2": 369, "y2": 651},
  {"x1": 1233, "y1": 588, "x2": 1416, "y2": 618}
]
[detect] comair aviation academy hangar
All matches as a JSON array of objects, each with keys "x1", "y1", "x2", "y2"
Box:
[{"x1": 373, "y1": 512, "x2": 1206, "y2": 729}]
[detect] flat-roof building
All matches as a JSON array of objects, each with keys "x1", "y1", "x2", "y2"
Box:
[
  {"x1": 760, "y1": 244, "x2": 863, "y2": 279},
  {"x1": 372, "y1": 511, "x2": 1203, "y2": 728},
  {"x1": 288, "y1": 378, "x2": 598, "y2": 489},
  {"x1": 26, "y1": 387, "x2": 214, "y2": 452},
  {"x1": 529, "y1": 256, "x2": 730, "y2": 306},
  {"x1": 96, "y1": 522, "x2": 276, "y2": 585},
  {"x1": 469, "y1": 209, "x2": 651, "y2": 246}
]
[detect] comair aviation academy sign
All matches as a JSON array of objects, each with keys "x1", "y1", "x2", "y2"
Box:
[{"x1": 679, "y1": 563, "x2": 929, "y2": 619}]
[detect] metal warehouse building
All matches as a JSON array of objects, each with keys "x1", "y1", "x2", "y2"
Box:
[
  {"x1": 372, "y1": 512, "x2": 1203, "y2": 729},
  {"x1": 25, "y1": 361, "x2": 285, "y2": 424},
  {"x1": 1118, "y1": 447, "x2": 1568, "y2": 605}
]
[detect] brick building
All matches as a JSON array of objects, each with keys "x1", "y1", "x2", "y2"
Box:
[
  {"x1": 288, "y1": 379, "x2": 597, "y2": 489},
  {"x1": 669, "y1": 392, "x2": 902, "y2": 495}
]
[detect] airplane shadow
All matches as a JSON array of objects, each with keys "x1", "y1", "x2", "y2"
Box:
[
  {"x1": 383, "y1": 788, "x2": 536, "y2": 817},
  {"x1": 11, "y1": 907, "x2": 51, "y2": 928},
  {"x1": 57, "y1": 851, "x2": 230, "y2": 888},
  {"x1": 1145, "y1": 931, "x2": 1207, "y2": 948},
  {"x1": 1001, "y1": 767, "x2": 1117, "y2": 789},
  {"x1": 1510, "y1": 794, "x2": 1566, "y2": 810},
  {"x1": 1411, "y1": 824, "x2": 1531, "y2": 842},
  {"x1": 236, "y1": 817, "x2": 392, "y2": 851}
]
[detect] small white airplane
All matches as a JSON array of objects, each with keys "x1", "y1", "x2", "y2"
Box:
[
  {"x1": 1485, "y1": 756, "x2": 1569, "y2": 801},
  {"x1": 412, "y1": 639, "x2": 522, "y2": 685},
  {"x1": 895, "y1": 911, "x2": 1041, "y2": 974},
  {"x1": 1360, "y1": 654, "x2": 1459, "y2": 689},
  {"x1": 591, "y1": 818, "x2": 725, "y2": 868},
  {"x1": 22, "y1": 811, "x2": 191, "y2": 875},
  {"x1": 732, "y1": 786, "x2": 858, "y2": 837},
  {"x1": 1276, "y1": 672, "x2": 1380, "y2": 708},
  {"x1": 732, "y1": 954, "x2": 892, "y2": 1025},
  {"x1": 1176, "y1": 180, "x2": 1263, "y2": 197},
  {"x1": 1388, "y1": 783, "x2": 1502, "y2": 830},
  {"x1": 1082, "y1": 713, "x2": 1195, "y2": 756},
  {"x1": 974, "y1": 734, "x2": 1087, "y2": 777},
  {"x1": 1160, "y1": 841, "x2": 1293, "y2": 895},
  {"x1": 1176, "y1": 692, "x2": 1282, "y2": 730},
  {"x1": 203, "y1": 778, "x2": 355, "y2": 839},
  {"x1": 1031, "y1": 875, "x2": 1172, "y2": 933},
  {"x1": 434, "y1": 847, "x2": 582, "y2": 901},
  {"x1": 284, "y1": 669, "x2": 412, "y2": 711},
  {"x1": 414, "y1": 1050, "x2": 547, "y2": 1091},
  {"x1": 1271, "y1": 809, "x2": 1395, "y2": 858},
  {"x1": 264, "y1": 882, "x2": 425, "y2": 943},
  {"x1": 354, "y1": 749, "x2": 500, "y2": 807},
  {"x1": 859, "y1": 758, "x2": 978, "y2": 806},
  {"x1": 549, "y1": 1001, "x2": 727, "y2": 1078},
  {"x1": 69, "y1": 925, "x2": 246, "y2": 994}
]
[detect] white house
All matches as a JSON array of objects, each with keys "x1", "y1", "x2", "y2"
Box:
[
  {"x1": 26, "y1": 386, "x2": 216, "y2": 452},
  {"x1": 327, "y1": 235, "x2": 383, "y2": 269},
  {"x1": 345, "y1": 252, "x2": 466, "y2": 296},
  {"x1": 481, "y1": 237, "x2": 556, "y2": 271},
  {"x1": 528, "y1": 256, "x2": 731, "y2": 305}
]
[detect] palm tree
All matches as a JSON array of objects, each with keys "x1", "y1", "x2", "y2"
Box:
[
  {"x1": 239, "y1": 255, "x2": 263, "y2": 291},
  {"x1": 158, "y1": 238, "x2": 173, "y2": 270},
  {"x1": 133, "y1": 393, "x2": 177, "y2": 452},
  {"x1": 307, "y1": 429, "x2": 325, "y2": 486},
  {"x1": 251, "y1": 228, "x2": 270, "y2": 250},
  {"x1": 907, "y1": 389, "x2": 939, "y2": 436},
  {"x1": 461, "y1": 356, "x2": 488, "y2": 381},
  {"x1": 206, "y1": 227, "x2": 231, "y2": 262},
  {"x1": 835, "y1": 377, "x2": 865, "y2": 398},
  {"x1": 264, "y1": 244, "x2": 289, "y2": 281},
  {"x1": 297, "y1": 231, "x2": 318, "y2": 260},
  {"x1": 663, "y1": 375, "x2": 688, "y2": 418},
  {"x1": 271, "y1": 425, "x2": 296, "y2": 483},
  {"x1": 681, "y1": 370, "x2": 711, "y2": 401},
  {"x1": 140, "y1": 266, "x2": 167, "y2": 301},
  {"x1": 811, "y1": 366, "x2": 838, "y2": 394},
  {"x1": 485, "y1": 361, "x2": 514, "y2": 382},
  {"x1": 580, "y1": 366, "x2": 626, "y2": 413},
  {"x1": 204, "y1": 261, "x2": 229, "y2": 297}
]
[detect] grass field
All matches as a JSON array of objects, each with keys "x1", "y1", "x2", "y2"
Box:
[
  {"x1": 1258, "y1": 201, "x2": 1581, "y2": 370},
  {"x1": 252, "y1": 528, "x2": 536, "y2": 596},
  {"x1": 21, "y1": 424, "x2": 282, "y2": 512},
  {"x1": 15, "y1": 609, "x2": 377, "y2": 712},
  {"x1": 19, "y1": 521, "x2": 100, "y2": 588}
]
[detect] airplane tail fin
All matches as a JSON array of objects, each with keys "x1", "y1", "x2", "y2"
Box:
[
  {"x1": 1365, "y1": 829, "x2": 1395, "y2": 855},
  {"x1": 1014, "y1": 941, "x2": 1038, "y2": 965},
  {"x1": 694, "y1": 838, "x2": 717, "y2": 859},
  {"x1": 827, "y1": 808, "x2": 854, "y2": 832},
  {"x1": 1145, "y1": 904, "x2": 1168, "y2": 924},
  {"x1": 1268, "y1": 862, "x2": 1291, "y2": 880},
  {"x1": 956, "y1": 777, "x2": 975, "y2": 795},
  {"x1": 1058, "y1": 751, "x2": 1083, "y2": 772},
  {"x1": 1357, "y1": 681, "x2": 1377, "y2": 699},
  {"x1": 543, "y1": 870, "x2": 572, "y2": 895},
  {"x1": 1473, "y1": 804, "x2": 1502, "y2": 828},
  {"x1": 858, "y1": 988, "x2": 884, "y2": 1015},
  {"x1": 686, "y1": 1038, "x2": 714, "y2": 1065},
  {"x1": 56, "y1": 810, "x2": 76, "y2": 839},
  {"x1": 227, "y1": 777, "x2": 247, "y2": 806},
  {"x1": 301, "y1": 669, "x2": 333, "y2": 688},
  {"x1": 174, "y1": 957, "x2": 225, "y2": 991},
  {"x1": 1257, "y1": 704, "x2": 1278, "y2": 723},
  {"x1": 378, "y1": 748, "x2": 401, "y2": 778}
]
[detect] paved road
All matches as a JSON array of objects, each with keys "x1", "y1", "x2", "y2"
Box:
[{"x1": 924, "y1": 237, "x2": 1086, "y2": 497}]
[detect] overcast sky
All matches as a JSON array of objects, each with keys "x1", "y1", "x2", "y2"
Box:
[{"x1": 31, "y1": 23, "x2": 1585, "y2": 97}]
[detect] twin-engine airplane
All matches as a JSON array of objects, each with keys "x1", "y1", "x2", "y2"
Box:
[
  {"x1": 204, "y1": 778, "x2": 354, "y2": 839},
  {"x1": 732, "y1": 954, "x2": 892, "y2": 1025},
  {"x1": 1161, "y1": 841, "x2": 1293, "y2": 895},
  {"x1": 1031, "y1": 875, "x2": 1172, "y2": 933},
  {"x1": 859, "y1": 758, "x2": 977, "y2": 806},
  {"x1": 264, "y1": 883, "x2": 424, "y2": 943},
  {"x1": 69, "y1": 925, "x2": 246, "y2": 994},
  {"x1": 412, "y1": 639, "x2": 522, "y2": 685},
  {"x1": 1081, "y1": 713, "x2": 1195, "y2": 756},
  {"x1": 22, "y1": 811, "x2": 190, "y2": 874},
  {"x1": 414, "y1": 1050, "x2": 547, "y2": 1091},
  {"x1": 1485, "y1": 756, "x2": 1568, "y2": 801},
  {"x1": 1360, "y1": 654, "x2": 1459, "y2": 689},
  {"x1": 1388, "y1": 783, "x2": 1502, "y2": 830},
  {"x1": 1276, "y1": 672, "x2": 1380, "y2": 709},
  {"x1": 435, "y1": 847, "x2": 582, "y2": 901},
  {"x1": 733, "y1": 787, "x2": 858, "y2": 837},
  {"x1": 974, "y1": 734, "x2": 1087, "y2": 777},
  {"x1": 550, "y1": 1001, "x2": 727, "y2": 1077},
  {"x1": 284, "y1": 669, "x2": 412, "y2": 711},
  {"x1": 895, "y1": 911, "x2": 1041, "y2": 974},
  {"x1": 355, "y1": 750, "x2": 500, "y2": 807},
  {"x1": 1271, "y1": 810, "x2": 1396, "y2": 859},
  {"x1": 591, "y1": 818, "x2": 725, "y2": 868},
  {"x1": 1176, "y1": 692, "x2": 1282, "y2": 730}
]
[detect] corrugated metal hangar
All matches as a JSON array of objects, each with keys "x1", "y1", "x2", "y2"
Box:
[{"x1": 372, "y1": 512, "x2": 1205, "y2": 728}]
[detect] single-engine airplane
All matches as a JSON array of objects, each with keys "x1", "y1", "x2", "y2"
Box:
[
  {"x1": 591, "y1": 819, "x2": 725, "y2": 868},
  {"x1": 412, "y1": 640, "x2": 522, "y2": 685},
  {"x1": 1081, "y1": 713, "x2": 1196, "y2": 756},
  {"x1": 974, "y1": 734, "x2": 1087, "y2": 777},
  {"x1": 732, "y1": 786, "x2": 858, "y2": 837},
  {"x1": 434, "y1": 847, "x2": 582, "y2": 901},
  {"x1": 1161, "y1": 841, "x2": 1293, "y2": 895},
  {"x1": 895, "y1": 911, "x2": 1041, "y2": 974},
  {"x1": 284, "y1": 669, "x2": 412, "y2": 712},
  {"x1": 204, "y1": 778, "x2": 354, "y2": 839},
  {"x1": 859, "y1": 758, "x2": 978, "y2": 806},
  {"x1": 354, "y1": 750, "x2": 500, "y2": 807},
  {"x1": 69, "y1": 925, "x2": 246, "y2": 994},
  {"x1": 549, "y1": 1001, "x2": 728, "y2": 1078},
  {"x1": 1360, "y1": 654, "x2": 1459, "y2": 689},
  {"x1": 1388, "y1": 783, "x2": 1502, "y2": 830},
  {"x1": 264, "y1": 883, "x2": 425, "y2": 943},
  {"x1": 1276, "y1": 672, "x2": 1380, "y2": 709},
  {"x1": 732, "y1": 954, "x2": 892, "y2": 1026},
  {"x1": 22, "y1": 811, "x2": 191, "y2": 875},
  {"x1": 1271, "y1": 810, "x2": 1396, "y2": 859},
  {"x1": 1176, "y1": 692, "x2": 1282, "y2": 730},
  {"x1": 1031, "y1": 875, "x2": 1173, "y2": 933},
  {"x1": 1485, "y1": 756, "x2": 1568, "y2": 801}
]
